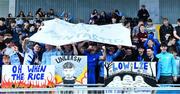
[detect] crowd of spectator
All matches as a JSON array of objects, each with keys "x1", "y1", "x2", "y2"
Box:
[{"x1": 0, "y1": 5, "x2": 180, "y2": 86}]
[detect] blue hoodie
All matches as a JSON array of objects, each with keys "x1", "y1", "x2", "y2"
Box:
[
  {"x1": 144, "y1": 33, "x2": 160, "y2": 55},
  {"x1": 156, "y1": 52, "x2": 178, "y2": 80}
]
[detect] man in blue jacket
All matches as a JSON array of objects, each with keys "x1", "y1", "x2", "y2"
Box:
[{"x1": 156, "y1": 43, "x2": 178, "y2": 84}]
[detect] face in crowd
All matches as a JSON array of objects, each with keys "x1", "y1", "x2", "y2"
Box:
[
  {"x1": 33, "y1": 43, "x2": 41, "y2": 52},
  {"x1": 146, "y1": 48, "x2": 154, "y2": 57}
]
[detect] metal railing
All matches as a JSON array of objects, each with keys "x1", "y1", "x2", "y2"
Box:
[{"x1": 1, "y1": 85, "x2": 180, "y2": 94}]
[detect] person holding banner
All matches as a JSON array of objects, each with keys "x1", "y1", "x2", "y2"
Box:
[
  {"x1": 61, "y1": 44, "x2": 78, "y2": 55},
  {"x1": 102, "y1": 45, "x2": 122, "y2": 82},
  {"x1": 10, "y1": 43, "x2": 24, "y2": 65},
  {"x1": 156, "y1": 43, "x2": 178, "y2": 84},
  {"x1": 41, "y1": 44, "x2": 64, "y2": 65},
  {"x1": 22, "y1": 38, "x2": 42, "y2": 65},
  {"x1": 78, "y1": 42, "x2": 106, "y2": 84}
]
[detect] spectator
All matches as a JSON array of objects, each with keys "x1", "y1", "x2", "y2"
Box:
[
  {"x1": 0, "y1": 33, "x2": 6, "y2": 50},
  {"x1": 132, "y1": 20, "x2": 144, "y2": 38},
  {"x1": 29, "y1": 25, "x2": 37, "y2": 37},
  {"x1": 0, "y1": 17, "x2": 7, "y2": 34},
  {"x1": 124, "y1": 20, "x2": 131, "y2": 30},
  {"x1": 6, "y1": 13, "x2": 14, "y2": 26},
  {"x1": 137, "y1": 5, "x2": 150, "y2": 22},
  {"x1": 90, "y1": 9, "x2": 98, "y2": 19},
  {"x1": 111, "y1": 12, "x2": 119, "y2": 24},
  {"x1": 9, "y1": 20, "x2": 20, "y2": 44},
  {"x1": 10, "y1": 44, "x2": 24, "y2": 65},
  {"x1": 99, "y1": 45, "x2": 122, "y2": 83},
  {"x1": 144, "y1": 47, "x2": 158, "y2": 77},
  {"x1": 119, "y1": 16, "x2": 127, "y2": 23},
  {"x1": 132, "y1": 35, "x2": 139, "y2": 47},
  {"x1": 17, "y1": 10, "x2": 26, "y2": 18},
  {"x1": 35, "y1": 8, "x2": 44, "y2": 17},
  {"x1": 169, "y1": 49, "x2": 180, "y2": 84},
  {"x1": 41, "y1": 44, "x2": 64, "y2": 65},
  {"x1": 144, "y1": 47, "x2": 158, "y2": 62},
  {"x1": 61, "y1": 44, "x2": 78, "y2": 55},
  {"x1": 27, "y1": 11, "x2": 33, "y2": 18},
  {"x1": 98, "y1": 11, "x2": 108, "y2": 25},
  {"x1": 144, "y1": 33, "x2": 160, "y2": 55},
  {"x1": 22, "y1": 21, "x2": 30, "y2": 37},
  {"x1": 22, "y1": 38, "x2": 42, "y2": 65},
  {"x1": 2, "y1": 38, "x2": 14, "y2": 56},
  {"x1": 167, "y1": 37, "x2": 176, "y2": 52},
  {"x1": 146, "y1": 18, "x2": 158, "y2": 39},
  {"x1": 159, "y1": 18, "x2": 174, "y2": 44},
  {"x1": 78, "y1": 42, "x2": 106, "y2": 84},
  {"x1": 173, "y1": 18, "x2": 180, "y2": 56},
  {"x1": 35, "y1": 20, "x2": 41, "y2": 30},
  {"x1": 89, "y1": 18, "x2": 95, "y2": 24},
  {"x1": 27, "y1": 11, "x2": 35, "y2": 25},
  {"x1": 47, "y1": 9, "x2": 55, "y2": 18},
  {"x1": 137, "y1": 24, "x2": 148, "y2": 46},
  {"x1": 136, "y1": 46, "x2": 146, "y2": 61},
  {"x1": 60, "y1": 11, "x2": 72, "y2": 22},
  {"x1": 121, "y1": 47, "x2": 136, "y2": 61},
  {"x1": 156, "y1": 43, "x2": 177, "y2": 84},
  {"x1": 114, "y1": 9, "x2": 122, "y2": 18},
  {"x1": 15, "y1": 17, "x2": 24, "y2": 25}
]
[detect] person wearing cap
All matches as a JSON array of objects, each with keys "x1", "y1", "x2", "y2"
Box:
[
  {"x1": 137, "y1": 5, "x2": 150, "y2": 22},
  {"x1": 156, "y1": 43, "x2": 178, "y2": 84}
]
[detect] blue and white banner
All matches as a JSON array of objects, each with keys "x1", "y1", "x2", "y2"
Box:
[
  {"x1": 104, "y1": 61, "x2": 157, "y2": 88},
  {"x1": 30, "y1": 19, "x2": 132, "y2": 46}
]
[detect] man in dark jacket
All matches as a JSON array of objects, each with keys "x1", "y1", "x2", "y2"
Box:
[
  {"x1": 137, "y1": 5, "x2": 150, "y2": 22},
  {"x1": 159, "y1": 18, "x2": 174, "y2": 44}
]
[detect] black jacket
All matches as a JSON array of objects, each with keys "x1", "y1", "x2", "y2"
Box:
[
  {"x1": 159, "y1": 24, "x2": 174, "y2": 43},
  {"x1": 137, "y1": 9, "x2": 150, "y2": 21}
]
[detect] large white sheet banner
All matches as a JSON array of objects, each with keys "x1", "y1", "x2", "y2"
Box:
[{"x1": 30, "y1": 19, "x2": 132, "y2": 46}]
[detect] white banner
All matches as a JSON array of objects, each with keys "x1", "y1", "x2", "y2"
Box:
[
  {"x1": 1, "y1": 65, "x2": 55, "y2": 88},
  {"x1": 30, "y1": 19, "x2": 132, "y2": 46},
  {"x1": 104, "y1": 61, "x2": 157, "y2": 88},
  {"x1": 105, "y1": 61, "x2": 156, "y2": 77}
]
